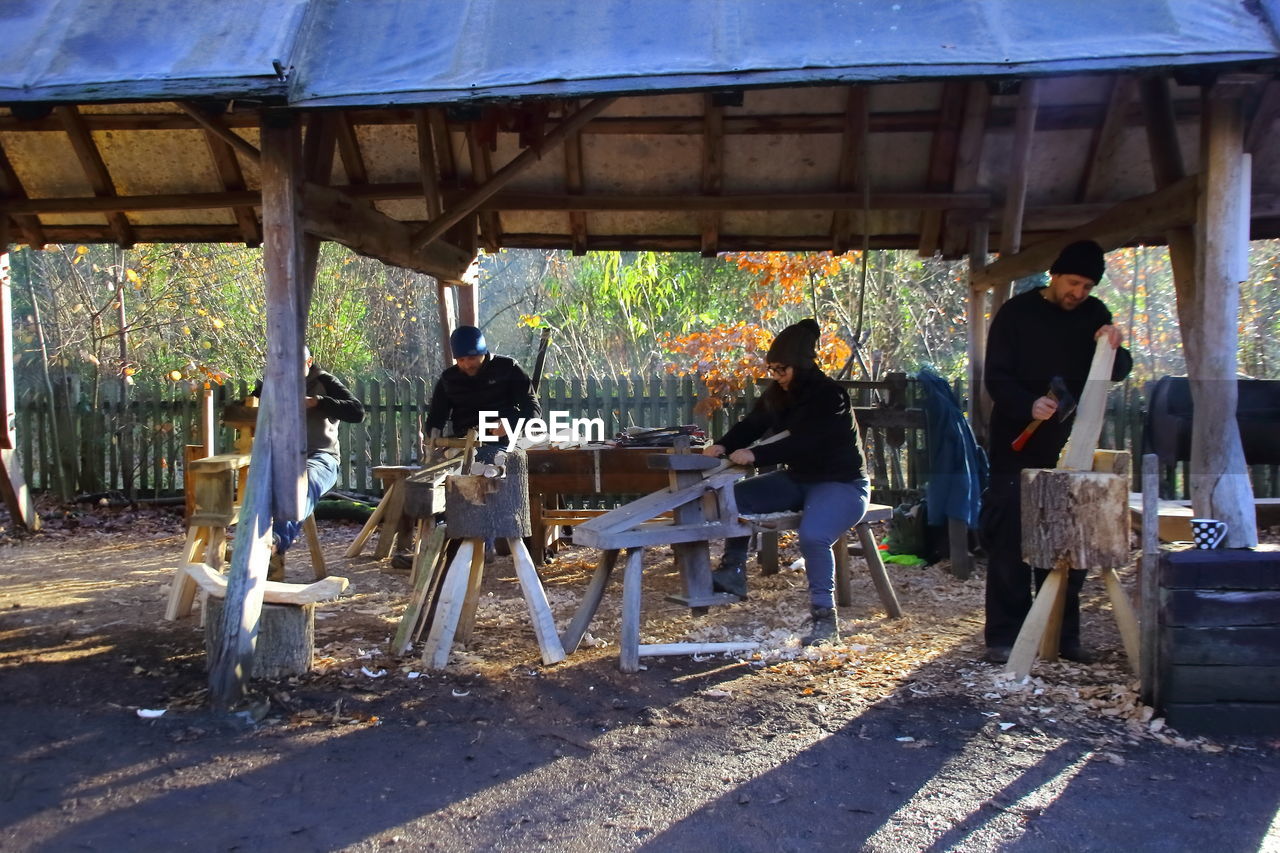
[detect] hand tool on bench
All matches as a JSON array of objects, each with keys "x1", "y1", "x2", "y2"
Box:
[
  {"x1": 1010, "y1": 377, "x2": 1076, "y2": 452},
  {"x1": 702, "y1": 429, "x2": 792, "y2": 476}
]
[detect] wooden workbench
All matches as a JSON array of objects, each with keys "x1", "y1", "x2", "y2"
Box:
[{"x1": 526, "y1": 445, "x2": 673, "y2": 562}]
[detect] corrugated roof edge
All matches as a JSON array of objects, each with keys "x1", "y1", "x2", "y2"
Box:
[
  {"x1": 289, "y1": 53, "x2": 1280, "y2": 108},
  {"x1": 0, "y1": 78, "x2": 289, "y2": 105}
]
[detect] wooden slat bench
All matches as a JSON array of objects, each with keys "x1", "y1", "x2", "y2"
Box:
[{"x1": 739, "y1": 503, "x2": 901, "y2": 617}]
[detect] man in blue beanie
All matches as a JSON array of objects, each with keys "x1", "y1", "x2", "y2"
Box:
[{"x1": 424, "y1": 325, "x2": 540, "y2": 461}]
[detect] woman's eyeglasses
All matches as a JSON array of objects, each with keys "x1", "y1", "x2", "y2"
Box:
[{"x1": 766, "y1": 364, "x2": 790, "y2": 376}]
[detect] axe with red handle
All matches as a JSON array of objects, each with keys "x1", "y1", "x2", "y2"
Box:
[{"x1": 1010, "y1": 376, "x2": 1077, "y2": 451}]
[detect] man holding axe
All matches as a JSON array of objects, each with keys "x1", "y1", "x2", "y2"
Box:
[{"x1": 980, "y1": 240, "x2": 1132, "y2": 664}]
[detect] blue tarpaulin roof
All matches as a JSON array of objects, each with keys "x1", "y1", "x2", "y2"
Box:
[{"x1": 2, "y1": 0, "x2": 1277, "y2": 105}]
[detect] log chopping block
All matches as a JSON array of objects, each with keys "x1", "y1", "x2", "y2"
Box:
[
  {"x1": 1006, "y1": 451, "x2": 1140, "y2": 680},
  {"x1": 420, "y1": 449, "x2": 565, "y2": 668}
]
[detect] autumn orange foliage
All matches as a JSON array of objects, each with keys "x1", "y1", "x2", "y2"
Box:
[{"x1": 662, "y1": 252, "x2": 855, "y2": 415}]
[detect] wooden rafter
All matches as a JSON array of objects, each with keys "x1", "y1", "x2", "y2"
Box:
[
  {"x1": 429, "y1": 108, "x2": 458, "y2": 187},
  {"x1": 178, "y1": 102, "x2": 263, "y2": 164},
  {"x1": 411, "y1": 97, "x2": 614, "y2": 251},
  {"x1": 300, "y1": 111, "x2": 340, "y2": 317},
  {"x1": 1140, "y1": 74, "x2": 1198, "y2": 364},
  {"x1": 201, "y1": 129, "x2": 261, "y2": 246},
  {"x1": 465, "y1": 124, "x2": 502, "y2": 253},
  {"x1": 0, "y1": 140, "x2": 46, "y2": 249},
  {"x1": 972, "y1": 175, "x2": 1197, "y2": 290},
  {"x1": 562, "y1": 101, "x2": 588, "y2": 256},
  {"x1": 1244, "y1": 79, "x2": 1280, "y2": 156},
  {"x1": 941, "y1": 81, "x2": 990, "y2": 257},
  {"x1": 999, "y1": 80, "x2": 1039, "y2": 260},
  {"x1": 917, "y1": 81, "x2": 966, "y2": 257},
  {"x1": 700, "y1": 94, "x2": 724, "y2": 257},
  {"x1": 1077, "y1": 76, "x2": 1137, "y2": 203},
  {"x1": 334, "y1": 113, "x2": 369, "y2": 186},
  {"x1": 829, "y1": 86, "x2": 868, "y2": 255},
  {"x1": 415, "y1": 109, "x2": 444, "y2": 220},
  {"x1": 56, "y1": 105, "x2": 133, "y2": 246}
]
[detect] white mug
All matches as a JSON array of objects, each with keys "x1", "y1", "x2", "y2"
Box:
[{"x1": 1189, "y1": 518, "x2": 1227, "y2": 549}]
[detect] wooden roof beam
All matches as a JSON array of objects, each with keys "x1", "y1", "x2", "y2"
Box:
[
  {"x1": 829, "y1": 87, "x2": 868, "y2": 255},
  {"x1": 1000, "y1": 80, "x2": 1038, "y2": 259},
  {"x1": 1244, "y1": 79, "x2": 1280, "y2": 156},
  {"x1": 0, "y1": 188, "x2": 995, "y2": 215},
  {"x1": 411, "y1": 97, "x2": 614, "y2": 251},
  {"x1": 334, "y1": 113, "x2": 369, "y2": 186},
  {"x1": 562, "y1": 101, "x2": 588, "y2": 256},
  {"x1": 917, "y1": 81, "x2": 966, "y2": 257},
  {"x1": 972, "y1": 176, "x2": 1197, "y2": 290},
  {"x1": 202, "y1": 129, "x2": 261, "y2": 247},
  {"x1": 0, "y1": 141, "x2": 46, "y2": 249},
  {"x1": 700, "y1": 95, "x2": 725, "y2": 257},
  {"x1": 1077, "y1": 76, "x2": 1138, "y2": 203},
  {"x1": 301, "y1": 181, "x2": 473, "y2": 280},
  {"x1": 56, "y1": 105, "x2": 133, "y2": 247},
  {"x1": 991, "y1": 80, "x2": 1039, "y2": 311}
]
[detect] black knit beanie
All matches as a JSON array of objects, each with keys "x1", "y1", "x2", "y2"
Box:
[
  {"x1": 1049, "y1": 240, "x2": 1105, "y2": 284},
  {"x1": 766, "y1": 318, "x2": 821, "y2": 368}
]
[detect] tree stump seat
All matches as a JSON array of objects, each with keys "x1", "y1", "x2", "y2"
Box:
[{"x1": 182, "y1": 563, "x2": 349, "y2": 679}]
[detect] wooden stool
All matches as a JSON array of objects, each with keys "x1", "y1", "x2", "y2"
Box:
[
  {"x1": 346, "y1": 465, "x2": 421, "y2": 560},
  {"x1": 167, "y1": 453, "x2": 326, "y2": 620},
  {"x1": 187, "y1": 564, "x2": 348, "y2": 676},
  {"x1": 743, "y1": 505, "x2": 903, "y2": 618}
]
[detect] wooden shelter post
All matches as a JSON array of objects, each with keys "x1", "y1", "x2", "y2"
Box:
[
  {"x1": 967, "y1": 220, "x2": 990, "y2": 440},
  {"x1": 436, "y1": 279, "x2": 458, "y2": 359},
  {"x1": 0, "y1": 246, "x2": 39, "y2": 531},
  {"x1": 208, "y1": 112, "x2": 312, "y2": 709},
  {"x1": 1189, "y1": 85, "x2": 1257, "y2": 547}
]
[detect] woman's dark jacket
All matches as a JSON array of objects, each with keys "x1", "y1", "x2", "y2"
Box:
[{"x1": 717, "y1": 368, "x2": 865, "y2": 483}]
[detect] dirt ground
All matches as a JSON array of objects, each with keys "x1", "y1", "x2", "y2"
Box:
[{"x1": 1, "y1": 500, "x2": 1277, "y2": 852}]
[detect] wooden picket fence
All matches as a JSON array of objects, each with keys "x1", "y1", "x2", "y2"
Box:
[{"x1": 12, "y1": 375, "x2": 1280, "y2": 501}]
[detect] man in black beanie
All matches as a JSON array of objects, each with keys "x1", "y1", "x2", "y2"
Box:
[{"x1": 980, "y1": 239, "x2": 1133, "y2": 664}]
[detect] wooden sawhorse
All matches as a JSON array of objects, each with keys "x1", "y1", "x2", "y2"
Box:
[
  {"x1": 563, "y1": 446, "x2": 766, "y2": 671},
  {"x1": 345, "y1": 465, "x2": 420, "y2": 560}
]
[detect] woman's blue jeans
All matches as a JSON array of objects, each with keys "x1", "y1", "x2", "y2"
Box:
[
  {"x1": 273, "y1": 452, "x2": 339, "y2": 553},
  {"x1": 725, "y1": 470, "x2": 871, "y2": 608}
]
